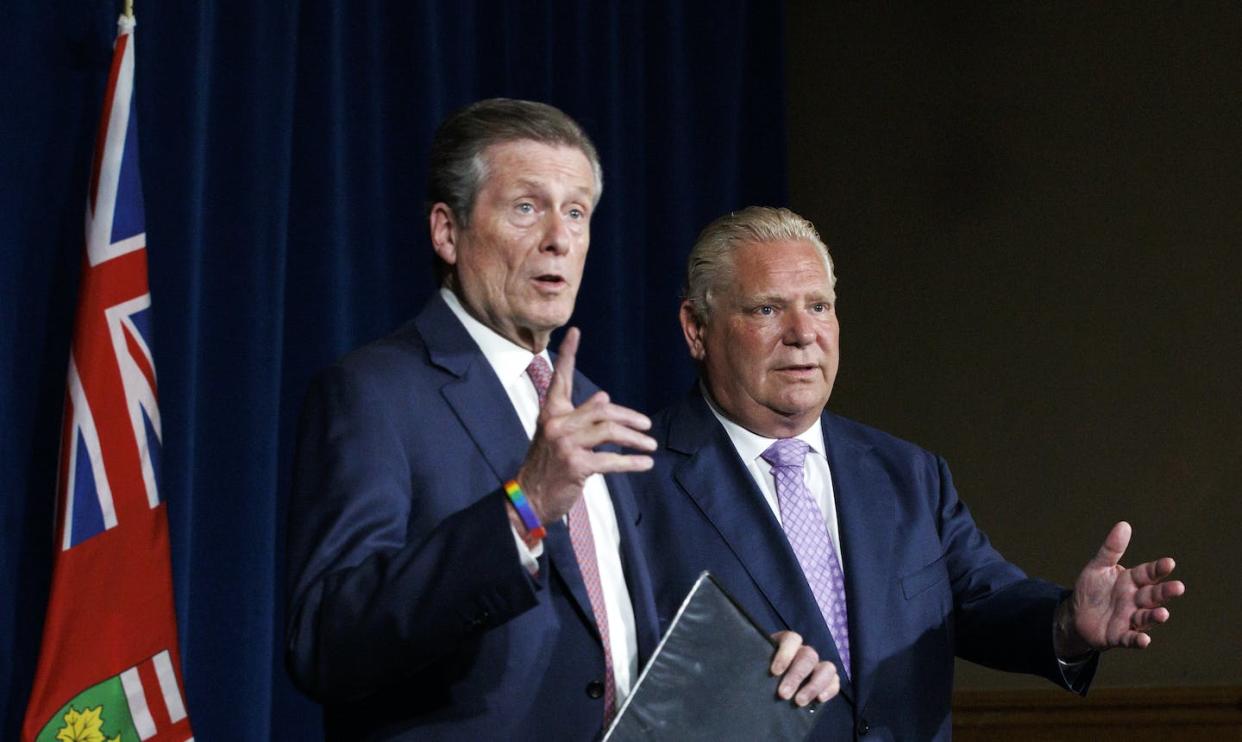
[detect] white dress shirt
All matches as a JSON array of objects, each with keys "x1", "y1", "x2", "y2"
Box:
[
  {"x1": 702, "y1": 388, "x2": 846, "y2": 572},
  {"x1": 442, "y1": 287, "x2": 637, "y2": 702}
]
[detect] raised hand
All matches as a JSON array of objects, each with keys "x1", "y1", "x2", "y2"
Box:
[
  {"x1": 1055, "y1": 521, "x2": 1186, "y2": 656},
  {"x1": 515, "y1": 328, "x2": 656, "y2": 524},
  {"x1": 770, "y1": 631, "x2": 841, "y2": 707}
]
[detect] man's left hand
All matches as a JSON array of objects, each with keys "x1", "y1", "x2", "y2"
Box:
[
  {"x1": 769, "y1": 631, "x2": 840, "y2": 707},
  {"x1": 1056, "y1": 521, "x2": 1186, "y2": 657}
]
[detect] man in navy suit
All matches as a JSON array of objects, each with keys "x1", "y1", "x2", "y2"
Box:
[
  {"x1": 285, "y1": 102, "x2": 836, "y2": 740},
  {"x1": 637, "y1": 206, "x2": 1186, "y2": 740}
]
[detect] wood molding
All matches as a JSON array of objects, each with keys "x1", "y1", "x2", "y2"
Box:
[{"x1": 952, "y1": 686, "x2": 1242, "y2": 742}]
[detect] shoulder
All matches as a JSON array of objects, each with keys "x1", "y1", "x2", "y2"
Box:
[
  {"x1": 822, "y1": 411, "x2": 953, "y2": 492},
  {"x1": 822, "y1": 411, "x2": 931, "y2": 456},
  {"x1": 312, "y1": 320, "x2": 435, "y2": 398},
  {"x1": 648, "y1": 398, "x2": 679, "y2": 441},
  {"x1": 645, "y1": 395, "x2": 685, "y2": 430},
  {"x1": 313, "y1": 290, "x2": 491, "y2": 392},
  {"x1": 647, "y1": 390, "x2": 711, "y2": 448}
]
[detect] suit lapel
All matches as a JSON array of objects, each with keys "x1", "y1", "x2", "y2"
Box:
[
  {"x1": 416, "y1": 297, "x2": 596, "y2": 627},
  {"x1": 545, "y1": 378, "x2": 662, "y2": 654},
  {"x1": 667, "y1": 393, "x2": 855, "y2": 702},
  {"x1": 608, "y1": 470, "x2": 661, "y2": 664},
  {"x1": 540, "y1": 518, "x2": 597, "y2": 633},
  {"x1": 822, "y1": 412, "x2": 894, "y2": 710},
  {"x1": 541, "y1": 374, "x2": 613, "y2": 634},
  {"x1": 418, "y1": 296, "x2": 530, "y2": 482}
]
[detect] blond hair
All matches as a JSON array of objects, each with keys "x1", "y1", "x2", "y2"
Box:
[{"x1": 684, "y1": 206, "x2": 836, "y2": 322}]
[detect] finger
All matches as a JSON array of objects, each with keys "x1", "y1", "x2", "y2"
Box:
[
  {"x1": 1129, "y1": 606, "x2": 1170, "y2": 630},
  {"x1": 778, "y1": 647, "x2": 820, "y2": 701},
  {"x1": 563, "y1": 397, "x2": 653, "y2": 436},
  {"x1": 1091, "y1": 521, "x2": 1132, "y2": 569},
  {"x1": 1131, "y1": 557, "x2": 1178, "y2": 586},
  {"x1": 582, "y1": 451, "x2": 654, "y2": 473},
  {"x1": 794, "y1": 661, "x2": 839, "y2": 706},
  {"x1": 569, "y1": 420, "x2": 657, "y2": 452},
  {"x1": 1135, "y1": 580, "x2": 1185, "y2": 608},
  {"x1": 547, "y1": 327, "x2": 580, "y2": 404},
  {"x1": 769, "y1": 631, "x2": 802, "y2": 675},
  {"x1": 601, "y1": 404, "x2": 653, "y2": 432},
  {"x1": 542, "y1": 390, "x2": 608, "y2": 429},
  {"x1": 542, "y1": 402, "x2": 656, "y2": 454},
  {"x1": 818, "y1": 672, "x2": 841, "y2": 703}
]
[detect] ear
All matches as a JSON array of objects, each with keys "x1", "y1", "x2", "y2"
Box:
[
  {"x1": 429, "y1": 203, "x2": 460, "y2": 266},
  {"x1": 679, "y1": 300, "x2": 707, "y2": 361}
]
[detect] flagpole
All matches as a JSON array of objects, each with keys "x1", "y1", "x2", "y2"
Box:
[{"x1": 124, "y1": 0, "x2": 133, "y2": 18}]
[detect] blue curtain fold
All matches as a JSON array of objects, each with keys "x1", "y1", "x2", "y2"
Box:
[{"x1": 2, "y1": 2, "x2": 786, "y2": 737}]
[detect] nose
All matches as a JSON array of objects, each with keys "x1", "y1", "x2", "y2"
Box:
[
  {"x1": 541, "y1": 211, "x2": 573, "y2": 256},
  {"x1": 782, "y1": 308, "x2": 816, "y2": 347}
]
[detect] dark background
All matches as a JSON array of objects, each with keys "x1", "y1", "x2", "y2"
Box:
[
  {"x1": 4, "y1": 2, "x2": 1239, "y2": 738},
  {"x1": 787, "y1": 3, "x2": 1242, "y2": 689}
]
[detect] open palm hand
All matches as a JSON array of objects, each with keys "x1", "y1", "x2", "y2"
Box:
[{"x1": 1058, "y1": 521, "x2": 1185, "y2": 656}]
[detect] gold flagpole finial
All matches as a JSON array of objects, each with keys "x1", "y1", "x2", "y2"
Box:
[{"x1": 124, "y1": 0, "x2": 134, "y2": 19}]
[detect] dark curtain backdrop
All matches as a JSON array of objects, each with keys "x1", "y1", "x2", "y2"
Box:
[{"x1": 1, "y1": 2, "x2": 787, "y2": 738}]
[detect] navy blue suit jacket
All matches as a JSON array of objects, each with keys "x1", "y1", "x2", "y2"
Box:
[
  {"x1": 285, "y1": 294, "x2": 660, "y2": 741},
  {"x1": 635, "y1": 391, "x2": 1093, "y2": 741}
]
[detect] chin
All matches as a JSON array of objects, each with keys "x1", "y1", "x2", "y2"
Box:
[
  {"x1": 519, "y1": 300, "x2": 572, "y2": 323},
  {"x1": 776, "y1": 388, "x2": 829, "y2": 417}
]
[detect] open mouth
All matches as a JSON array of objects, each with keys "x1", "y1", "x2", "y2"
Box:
[{"x1": 533, "y1": 274, "x2": 567, "y2": 289}]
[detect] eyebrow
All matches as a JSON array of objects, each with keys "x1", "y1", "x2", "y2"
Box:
[
  {"x1": 510, "y1": 178, "x2": 594, "y2": 202},
  {"x1": 743, "y1": 292, "x2": 834, "y2": 304}
]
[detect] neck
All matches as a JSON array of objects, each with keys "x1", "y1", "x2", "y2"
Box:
[
  {"x1": 518, "y1": 328, "x2": 550, "y2": 353},
  {"x1": 700, "y1": 383, "x2": 820, "y2": 439},
  {"x1": 444, "y1": 283, "x2": 550, "y2": 353}
]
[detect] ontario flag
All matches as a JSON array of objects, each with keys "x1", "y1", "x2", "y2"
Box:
[{"x1": 22, "y1": 14, "x2": 194, "y2": 742}]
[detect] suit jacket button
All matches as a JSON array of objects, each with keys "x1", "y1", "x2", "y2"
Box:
[
  {"x1": 586, "y1": 680, "x2": 605, "y2": 699},
  {"x1": 856, "y1": 718, "x2": 871, "y2": 736}
]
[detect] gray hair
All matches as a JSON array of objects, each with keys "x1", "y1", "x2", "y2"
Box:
[
  {"x1": 426, "y1": 98, "x2": 603, "y2": 228},
  {"x1": 684, "y1": 206, "x2": 836, "y2": 323}
]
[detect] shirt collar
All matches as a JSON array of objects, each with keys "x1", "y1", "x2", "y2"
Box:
[
  {"x1": 700, "y1": 383, "x2": 825, "y2": 463},
  {"x1": 441, "y1": 287, "x2": 550, "y2": 387}
]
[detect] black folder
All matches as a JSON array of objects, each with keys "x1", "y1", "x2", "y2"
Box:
[{"x1": 603, "y1": 572, "x2": 822, "y2": 741}]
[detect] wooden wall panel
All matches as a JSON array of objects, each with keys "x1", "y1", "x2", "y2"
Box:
[{"x1": 953, "y1": 687, "x2": 1242, "y2": 742}]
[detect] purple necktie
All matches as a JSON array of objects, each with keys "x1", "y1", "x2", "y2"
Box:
[
  {"x1": 526, "y1": 356, "x2": 616, "y2": 723},
  {"x1": 761, "y1": 438, "x2": 851, "y2": 678}
]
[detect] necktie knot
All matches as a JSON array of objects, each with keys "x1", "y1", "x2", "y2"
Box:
[
  {"x1": 526, "y1": 355, "x2": 553, "y2": 408},
  {"x1": 761, "y1": 437, "x2": 811, "y2": 469}
]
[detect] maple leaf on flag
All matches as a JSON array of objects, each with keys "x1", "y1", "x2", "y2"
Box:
[{"x1": 54, "y1": 705, "x2": 120, "y2": 742}]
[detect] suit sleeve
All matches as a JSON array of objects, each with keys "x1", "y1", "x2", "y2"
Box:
[
  {"x1": 933, "y1": 454, "x2": 1095, "y2": 689},
  {"x1": 284, "y1": 363, "x2": 541, "y2": 702}
]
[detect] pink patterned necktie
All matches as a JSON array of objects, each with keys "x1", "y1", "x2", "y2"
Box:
[
  {"x1": 526, "y1": 354, "x2": 554, "y2": 407},
  {"x1": 526, "y1": 356, "x2": 616, "y2": 723},
  {"x1": 761, "y1": 438, "x2": 851, "y2": 678}
]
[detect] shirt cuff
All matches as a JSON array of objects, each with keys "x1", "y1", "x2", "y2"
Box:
[
  {"x1": 1056, "y1": 652, "x2": 1097, "y2": 693},
  {"x1": 511, "y1": 524, "x2": 544, "y2": 574}
]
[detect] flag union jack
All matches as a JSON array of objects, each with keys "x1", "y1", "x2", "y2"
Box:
[
  {"x1": 58, "y1": 15, "x2": 160, "y2": 549},
  {"x1": 24, "y1": 15, "x2": 194, "y2": 742}
]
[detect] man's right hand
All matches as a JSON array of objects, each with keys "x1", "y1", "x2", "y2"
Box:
[
  {"x1": 514, "y1": 327, "x2": 656, "y2": 524},
  {"x1": 770, "y1": 631, "x2": 841, "y2": 707}
]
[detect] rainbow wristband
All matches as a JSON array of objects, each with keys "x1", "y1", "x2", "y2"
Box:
[{"x1": 504, "y1": 480, "x2": 546, "y2": 541}]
